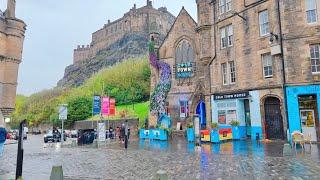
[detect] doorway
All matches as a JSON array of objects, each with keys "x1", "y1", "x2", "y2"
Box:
[
  {"x1": 244, "y1": 99, "x2": 251, "y2": 137},
  {"x1": 264, "y1": 97, "x2": 284, "y2": 139},
  {"x1": 196, "y1": 101, "x2": 206, "y2": 130},
  {"x1": 298, "y1": 95, "x2": 319, "y2": 141}
]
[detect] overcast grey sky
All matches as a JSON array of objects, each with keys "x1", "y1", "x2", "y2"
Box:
[{"x1": 0, "y1": 0, "x2": 197, "y2": 95}]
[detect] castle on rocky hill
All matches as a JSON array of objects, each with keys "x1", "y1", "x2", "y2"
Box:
[{"x1": 73, "y1": 0, "x2": 175, "y2": 64}]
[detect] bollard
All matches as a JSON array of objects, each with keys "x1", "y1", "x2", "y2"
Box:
[
  {"x1": 71, "y1": 140, "x2": 77, "y2": 147},
  {"x1": 156, "y1": 170, "x2": 168, "y2": 180},
  {"x1": 50, "y1": 166, "x2": 63, "y2": 180},
  {"x1": 283, "y1": 143, "x2": 292, "y2": 156}
]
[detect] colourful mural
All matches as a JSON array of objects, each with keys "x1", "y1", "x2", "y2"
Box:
[{"x1": 148, "y1": 37, "x2": 172, "y2": 117}]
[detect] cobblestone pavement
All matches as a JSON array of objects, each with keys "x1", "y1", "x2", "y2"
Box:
[{"x1": 0, "y1": 135, "x2": 320, "y2": 180}]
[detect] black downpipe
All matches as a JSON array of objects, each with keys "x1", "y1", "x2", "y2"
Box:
[{"x1": 277, "y1": 0, "x2": 289, "y2": 133}]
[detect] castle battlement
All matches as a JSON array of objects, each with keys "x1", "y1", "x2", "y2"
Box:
[{"x1": 73, "y1": 0, "x2": 175, "y2": 64}]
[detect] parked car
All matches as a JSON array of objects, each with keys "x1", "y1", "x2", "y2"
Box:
[
  {"x1": 77, "y1": 129, "x2": 95, "y2": 145},
  {"x1": 44, "y1": 129, "x2": 66, "y2": 143}
]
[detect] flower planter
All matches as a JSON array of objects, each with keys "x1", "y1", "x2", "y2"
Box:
[
  {"x1": 232, "y1": 126, "x2": 240, "y2": 140},
  {"x1": 150, "y1": 129, "x2": 168, "y2": 141},
  {"x1": 139, "y1": 129, "x2": 150, "y2": 139},
  {"x1": 210, "y1": 130, "x2": 220, "y2": 143},
  {"x1": 187, "y1": 128, "x2": 195, "y2": 142}
]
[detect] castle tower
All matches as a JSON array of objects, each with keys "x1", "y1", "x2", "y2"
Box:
[
  {"x1": 0, "y1": 0, "x2": 26, "y2": 123},
  {"x1": 5, "y1": 0, "x2": 16, "y2": 18},
  {"x1": 147, "y1": 0, "x2": 152, "y2": 7}
]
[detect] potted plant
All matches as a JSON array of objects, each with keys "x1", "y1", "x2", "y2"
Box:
[
  {"x1": 230, "y1": 120, "x2": 240, "y2": 140},
  {"x1": 186, "y1": 122, "x2": 194, "y2": 142},
  {"x1": 210, "y1": 122, "x2": 220, "y2": 143}
]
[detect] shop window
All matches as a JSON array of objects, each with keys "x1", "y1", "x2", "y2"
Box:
[
  {"x1": 310, "y1": 44, "x2": 320, "y2": 73},
  {"x1": 305, "y1": 0, "x2": 318, "y2": 23},
  {"x1": 259, "y1": 10, "x2": 269, "y2": 36},
  {"x1": 262, "y1": 53, "x2": 273, "y2": 78},
  {"x1": 220, "y1": 24, "x2": 233, "y2": 48},
  {"x1": 299, "y1": 95, "x2": 317, "y2": 127},
  {"x1": 217, "y1": 101, "x2": 237, "y2": 125},
  {"x1": 180, "y1": 100, "x2": 189, "y2": 118}
]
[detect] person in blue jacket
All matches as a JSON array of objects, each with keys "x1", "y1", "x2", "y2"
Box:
[{"x1": 0, "y1": 121, "x2": 8, "y2": 158}]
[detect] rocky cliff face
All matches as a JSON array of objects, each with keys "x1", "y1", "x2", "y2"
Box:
[{"x1": 58, "y1": 33, "x2": 155, "y2": 87}]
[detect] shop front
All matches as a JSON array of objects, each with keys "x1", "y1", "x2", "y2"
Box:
[
  {"x1": 211, "y1": 91, "x2": 263, "y2": 140},
  {"x1": 286, "y1": 85, "x2": 320, "y2": 142}
]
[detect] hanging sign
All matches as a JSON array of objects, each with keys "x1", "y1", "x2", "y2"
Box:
[
  {"x1": 101, "y1": 97, "x2": 110, "y2": 116},
  {"x1": 59, "y1": 104, "x2": 68, "y2": 120},
  {"x1": 176, "y1": 62, "x2": 194, "y2": 78},
  {"x1": 213, "y1": 91, "x2": 249, "y2": 100},
  {"x1": 93, "y1": 95, "x2": 101, "y2": 116},
  {"x1": 109, "y1": 98, "x2": 116, "y2": 116}
]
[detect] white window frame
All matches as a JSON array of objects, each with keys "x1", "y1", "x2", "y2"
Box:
[
  {"x1": 310, "y1": 44, "x2": 320, "y2": 74},
  {"x1": 262, "y1": 53, "x2": 273, "y2": 78},
  {"x1": 222, "y1": 63, "x2": 228, "y2": 85},
  {"x1": 220, "y1": 24, "x2": 233, "y2": 48},
  {"x1": 229, "y1": 61, "x2": 236, "y2": 84},
  {"x1": 259, "y1": 10, "x2": 270, "y2": 36},
  {"x1": 220, "y1": 27, "x2": 227, "y2": 49},
  {"x1": 222, "y1": 61, "x2": 236, "y2": 85},
  {"x1": 305, "y1": 0, "x2": 318, "y2": 23},
  {"x1": 220, "y1": 0, "x2": 232, "y2": 14}
]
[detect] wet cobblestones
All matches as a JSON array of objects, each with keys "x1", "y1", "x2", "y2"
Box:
[{"x1": 1, "y1": 136, "x2": 320, "y2": 179}]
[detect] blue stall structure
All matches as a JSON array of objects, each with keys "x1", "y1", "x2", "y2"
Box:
[
  {"x1": 139, "y1": 114, "x2": 171, "y2": 141},
  {"x1": 286, "y1": 85, "x2": 320, "y2": 142}
]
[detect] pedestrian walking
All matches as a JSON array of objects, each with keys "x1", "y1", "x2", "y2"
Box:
[
  {"x1": 0, "y1": 120, "x2": 8, "y2": 158},
  {"x1": 124, "y1": 121, "x2": 129, "y2": 149}
]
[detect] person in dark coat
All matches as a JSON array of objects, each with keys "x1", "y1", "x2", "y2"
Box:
[{"x1": 0, "y1": 122, "x2": 8, "y2": 158}]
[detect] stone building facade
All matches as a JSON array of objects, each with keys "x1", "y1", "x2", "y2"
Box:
[
  {"x1": 0, "y1": 0, "x2": 26, "y2": 123},
  {"x1": 73, "y1": 0, "x2": 175, "y2": 64},
  {"x1": 152, "y1": 0, "x2": 320, "y2": 141}
]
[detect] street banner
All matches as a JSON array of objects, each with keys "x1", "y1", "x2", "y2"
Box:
[
  {"x1": 109, "y1": 98, "x2": 116, "y2": 116},
  {"x1": 59, "y1": 104, "x2": 67, "y2": 120},
  {"x1": 93, "y1": 95, "x2": 101, "y2": 116},
  {"x1": 98, "y1": 123, "x2": 106, "y2": 141},
  {"x1": 101, "y1": 97, "x2": 110, "y2": 116}
]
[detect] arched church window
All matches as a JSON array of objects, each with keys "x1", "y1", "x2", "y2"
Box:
[{"x1": 175, "y1": 40, "x2": 195, "y2": 79}]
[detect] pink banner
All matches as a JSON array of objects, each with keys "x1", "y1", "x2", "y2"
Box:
[{"x1": 101, "y1": 97, "x2": 110, "y2": 116}]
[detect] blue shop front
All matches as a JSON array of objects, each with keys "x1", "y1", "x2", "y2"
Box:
[
  {"x1": 286, "y1": 85, "x2": 320, "y2": 142},
  {"x1": 211, "y1": 91, "x2": 263, "y2": 141}
]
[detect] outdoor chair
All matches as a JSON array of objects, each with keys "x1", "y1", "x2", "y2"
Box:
[
  {"x1": 304, "y1": 133, "x2": 312, "y2": 149},
  {"x1": 291, "y1": 131, "x2": 305, "y2": 150}
]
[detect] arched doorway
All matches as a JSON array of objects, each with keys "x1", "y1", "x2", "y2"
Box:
[
  {"x1": 196, "y1": 101, "x2": 206, "y2": 129},
  {"x1": 264, "y1": 97, "x2": 284, "y2": 139}
]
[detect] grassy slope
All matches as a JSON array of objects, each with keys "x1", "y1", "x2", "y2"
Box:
[{"x1": 90, "y1": 101, "x2": 149, "y2": 127}]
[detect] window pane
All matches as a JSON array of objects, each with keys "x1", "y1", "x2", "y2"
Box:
[
  {"x1": 310, "y1": 45, "x2": 320, "y2": 73},
  {"x1": 259, "y1": 10, "x2": 269, "y2": 36},
  {"x1": 307, "y1": 10, "x2": 317, "y2": 23},
  {"x1": 222, "y1": 63, "x2": 227, "y2": 84},
  {"x1": 305, "y1": 0, "x2": 316, "y2": 10},
  {"x1": 218, "y1": 110, "x2": 226, "y2": 124}
]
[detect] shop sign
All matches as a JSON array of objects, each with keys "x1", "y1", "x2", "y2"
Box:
[
  {"x1": 214, "y1": 91, "x2": 249, "y2": 100},
  {"x1": 176, "y1": 62, "x2": 194, "y2": 78}
]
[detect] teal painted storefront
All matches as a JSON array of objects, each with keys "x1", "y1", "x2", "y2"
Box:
[
  {"x1": 211, "y1": 91, "x2": 263, "y2": 140},
  {"x1": 286, "y1": 85, "x2": 320, "y2": 141}
]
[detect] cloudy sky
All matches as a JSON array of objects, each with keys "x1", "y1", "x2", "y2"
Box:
[{"x1": 0, "y1": 0, "x2": 197, "y2": 95}]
